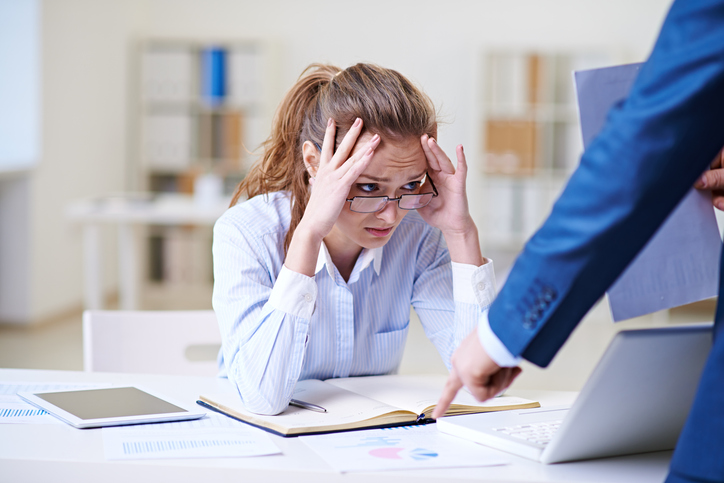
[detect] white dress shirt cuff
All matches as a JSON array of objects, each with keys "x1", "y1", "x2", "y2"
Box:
[
  {"x1": 268, "y1": 265, "x2": 317, "y2": 320},
  {"x1": 451, "y1": 260, "x2": 496, "y2": 307},
  {"x1": 478, "y1": 310, "x2": 522, "y2": 368}
]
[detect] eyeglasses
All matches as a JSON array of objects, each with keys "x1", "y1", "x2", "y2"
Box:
[{"x1": 346, "y1": 174, "x2": 438, "y2": 213}]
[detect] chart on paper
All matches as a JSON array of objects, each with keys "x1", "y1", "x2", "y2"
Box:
[
  {"x1": 102, "y1": 412, "x2": 281, "y2": 460},
  {"x1": 300, "y1": 425, "x2": 509, "y2": 472}
]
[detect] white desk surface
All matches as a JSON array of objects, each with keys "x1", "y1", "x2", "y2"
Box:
[{"x1": 0, "y1": 369, "x2": 671, "y2": 483}]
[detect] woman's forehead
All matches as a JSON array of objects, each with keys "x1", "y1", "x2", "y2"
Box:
[{"x1": 354, "y1": 134, "x2": 427, "y2": 180}]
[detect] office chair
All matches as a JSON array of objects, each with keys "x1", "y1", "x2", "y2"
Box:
[{"x1": 82, "y1": 310, "x2": 221, "y2": 376}]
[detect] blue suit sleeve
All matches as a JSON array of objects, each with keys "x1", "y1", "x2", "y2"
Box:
[{"x1": 488, "y1": 0, "x2": 724, "y2": 367}]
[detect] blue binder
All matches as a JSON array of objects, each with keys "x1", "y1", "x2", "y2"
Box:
[{"x1": 201, "y1": 47, "x2": 227, "y2": 107}]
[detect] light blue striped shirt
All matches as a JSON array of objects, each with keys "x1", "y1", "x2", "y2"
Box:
[{"x1": 212, "y1": 191, "x2": 496, "y2": 415}]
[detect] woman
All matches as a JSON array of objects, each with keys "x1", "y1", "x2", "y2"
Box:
[{"x1": 213, "y1": 63, "x2": 496, "y2": 415}]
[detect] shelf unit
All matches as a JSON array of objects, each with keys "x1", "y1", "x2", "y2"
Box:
[
  {"x1": 478, "y1": 50, "x2": 622, "y2": 254},
  {"x1": 133, "y1": 39, "x2": 277, "y2": 290}
]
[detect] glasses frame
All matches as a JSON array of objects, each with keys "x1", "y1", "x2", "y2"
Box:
[{"x1": 345, "y1": 174, "x2": 439, "y2": 213}]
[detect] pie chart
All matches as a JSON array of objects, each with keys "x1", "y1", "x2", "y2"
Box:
[
  {"x1": 369, "y1": 447, "x2": 404, "y2": 459},
  {"x1": 368, "y1": 447, "x2": 439, "y2": 460}
]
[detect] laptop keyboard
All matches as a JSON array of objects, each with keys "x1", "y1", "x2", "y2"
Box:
[{"x1": 493, "y1": 420, "x2": 563, "y2": 446}]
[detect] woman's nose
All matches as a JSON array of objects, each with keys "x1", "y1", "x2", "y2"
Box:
[{"x1": 375, "y1": 199, "x2": 398, "y2": 222}]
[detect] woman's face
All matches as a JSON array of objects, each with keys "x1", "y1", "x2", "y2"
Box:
[{"x1": 325, "y1": 132, "x2": 429, "y2": 255}]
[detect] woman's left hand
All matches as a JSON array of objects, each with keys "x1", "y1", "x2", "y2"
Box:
[
  {"x1": 418, "y1": 135, "x2": 484, "y2": 266},
  {"x1": 417, "y1": 135, "x2": 475, "y2": 236}
]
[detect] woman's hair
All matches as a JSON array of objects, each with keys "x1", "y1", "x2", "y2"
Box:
[{"x1": 230, "y1": 62, "x2": 438, "y2": 251}]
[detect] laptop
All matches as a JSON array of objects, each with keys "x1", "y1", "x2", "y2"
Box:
[{"x1": 436, "y1": 324, "x2": 712, "y2": 464}]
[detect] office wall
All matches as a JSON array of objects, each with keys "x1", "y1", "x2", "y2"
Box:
[
  {"x1": 0, "y1": 0, "x2": 147, "y2": 324},
  {"x1": 5, "y1": 0, "x2": 672, "y2": 324},
  {"x1": 142, "y1": 0, "x2": 672, "y2": 270}
]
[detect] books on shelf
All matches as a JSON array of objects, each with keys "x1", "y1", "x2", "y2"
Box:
[
  {"x1": 151, "y1": 226, "x2": 213, "y2": 286},
  {"x1": 198, "y1": 375, "x2": 540, "y2": 437}
]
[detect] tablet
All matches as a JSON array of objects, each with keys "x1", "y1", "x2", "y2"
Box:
[{"x1": 18, "y1": 386, "x2": 206, "y2": 429}]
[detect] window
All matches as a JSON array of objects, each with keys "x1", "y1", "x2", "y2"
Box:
[{"x1": 0, "y1": 0, "x2": 40, "y2": 173}]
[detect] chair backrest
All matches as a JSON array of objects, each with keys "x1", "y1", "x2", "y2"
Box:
[{"x1": 83, "y1": 310, "x2": 221, "y2": 376}]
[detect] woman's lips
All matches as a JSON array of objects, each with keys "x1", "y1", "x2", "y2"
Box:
[{"x1": 365, "y1": 227, "x2": 393, "y2": 237}]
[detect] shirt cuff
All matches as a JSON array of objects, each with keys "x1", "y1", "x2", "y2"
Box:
[
  {"x1": 268, "y1": 265, "x2": 317, "y2": 319},
  {"x1": 451, "y1": 259, "x2": 496, "y2": 307},
  {"x1": 478, "y1": 310, "x2": 521, "y2": 367}
]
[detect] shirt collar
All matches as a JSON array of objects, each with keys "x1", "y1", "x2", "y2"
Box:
[{"x1": 315, "y1": 242, "x2": 383, "y2": 278}]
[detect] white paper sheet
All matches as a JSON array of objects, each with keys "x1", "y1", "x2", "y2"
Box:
[
  {"x1": 299, "y1": 424, "x2": 508, "y2": 473},
  {"x1": 102, "y1": 412, "x2": 281, "y2": 460},
  {"x1": 0, "y1": 381, "x2": 110, "y2": 424},
  {"x1": 574, "y1": 63, "x2": 721, "y2": 321}
]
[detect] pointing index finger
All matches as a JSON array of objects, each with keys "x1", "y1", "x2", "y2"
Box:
[{"x1": 432, "y1": 369, "x2": 463, "y2": 419}]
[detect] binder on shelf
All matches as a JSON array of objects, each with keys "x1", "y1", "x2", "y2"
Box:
[
  {"x1": 141, "y1": 46, "x2": 194, "y2": 103},
  {"x1": 197, "y1": 111, "x2": 213, "y2": 162},
  {"x1": 221, "y1": 110, "x2": 243, "y2": 168},
  {"x1": 228, "y1": 48, "x2": 261, "y2": 107},
  {"x1": 212, "y1": 112, "x2": 224, "y2": 161},
  {"x1": 149, "y1": 174, "x2": 179, "y2": 193},
  {"x1": 201, "y1": 47, "x2": 227, "y2": 107},
  {"x1": 143, "y1": 113, "x2": 194, "y2": 171},
  {"x1": 484, "y1": 119, "x2": 539, "y2": 175},
  {"x1": 148, "y1": 234, "x2": 165, "y2": 282},
  {"x1": 487, "y1": 53, "x2": 545, "y2": 114},
  {"x1": 197, "y1": 110, "x2": 244, "y2": 168}
]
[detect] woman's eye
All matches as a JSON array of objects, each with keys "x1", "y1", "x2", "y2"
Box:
[
  {"x1": 402, "y1": 181, "x2": 421, "y2": 191},
  {"x1": 357, "y1": 183, "x2": 378, "y2": 193}
]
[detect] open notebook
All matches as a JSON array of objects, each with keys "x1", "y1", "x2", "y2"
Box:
[{"x1": 198, "y1": 374, "x2": 539, "y2": 437}]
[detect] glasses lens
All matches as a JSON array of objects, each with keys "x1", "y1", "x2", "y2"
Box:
[
  {"x1": 350, "y1": 197, "x2": 388, "y2": 213},
  {"x1": 399, "y1": 193, "x2": 434, "y2": 210}
]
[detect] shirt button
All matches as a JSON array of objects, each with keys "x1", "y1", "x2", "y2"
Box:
[
  {"x1": 476, "y1": 282, "x2": 486, "y2": 291},
  {"x1": 304, "y1": 293, "x2": 313, "y2": 303}
]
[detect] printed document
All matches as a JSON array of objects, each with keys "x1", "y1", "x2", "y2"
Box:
[
  {"x1": 299, "y1": 424, "x2": 508, "y2": 472},
  {"x1": 574, "y1": 63, "x2": 721, "y2": 321}
]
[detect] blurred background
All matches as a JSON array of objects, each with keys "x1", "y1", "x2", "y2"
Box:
[{"x1": 0, "y1": 0, "x2": 718, "y2": 390}]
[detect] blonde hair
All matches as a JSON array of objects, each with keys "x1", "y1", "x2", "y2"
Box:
[{"x1": 230, "y1": 63, "x2": 438, "y2": 251}]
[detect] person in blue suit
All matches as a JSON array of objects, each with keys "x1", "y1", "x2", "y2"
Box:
[{"x1": 433, "y1": 0, "x2": 724, "y2": 481}]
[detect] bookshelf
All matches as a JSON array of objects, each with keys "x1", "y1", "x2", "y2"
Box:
[
  {"x1": 134, "y1": 39, "x2": 277, "y2": 293},
  {"x1": 478, "y1": 50, "x2": 621, "y2": 254}
]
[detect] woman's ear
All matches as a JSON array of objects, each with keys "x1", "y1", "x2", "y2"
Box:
[{"x1": 302, "y1": 141, "x2": 320, "y2": 178}]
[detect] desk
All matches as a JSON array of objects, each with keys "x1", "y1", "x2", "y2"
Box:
[
  {"x1": 66, "y1": 194, "x2": 229, "y2": 310},
  {"x1": 0, "y1": 369, "x2": 672, "y2": 483}
]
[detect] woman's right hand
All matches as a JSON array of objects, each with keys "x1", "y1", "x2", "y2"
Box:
[
  {"x1": 284, "y1": 118, "x2": 379, "y2": 278},
  {"x1": 299, "y1": 118, "x2": 379, "y2": 240}
]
